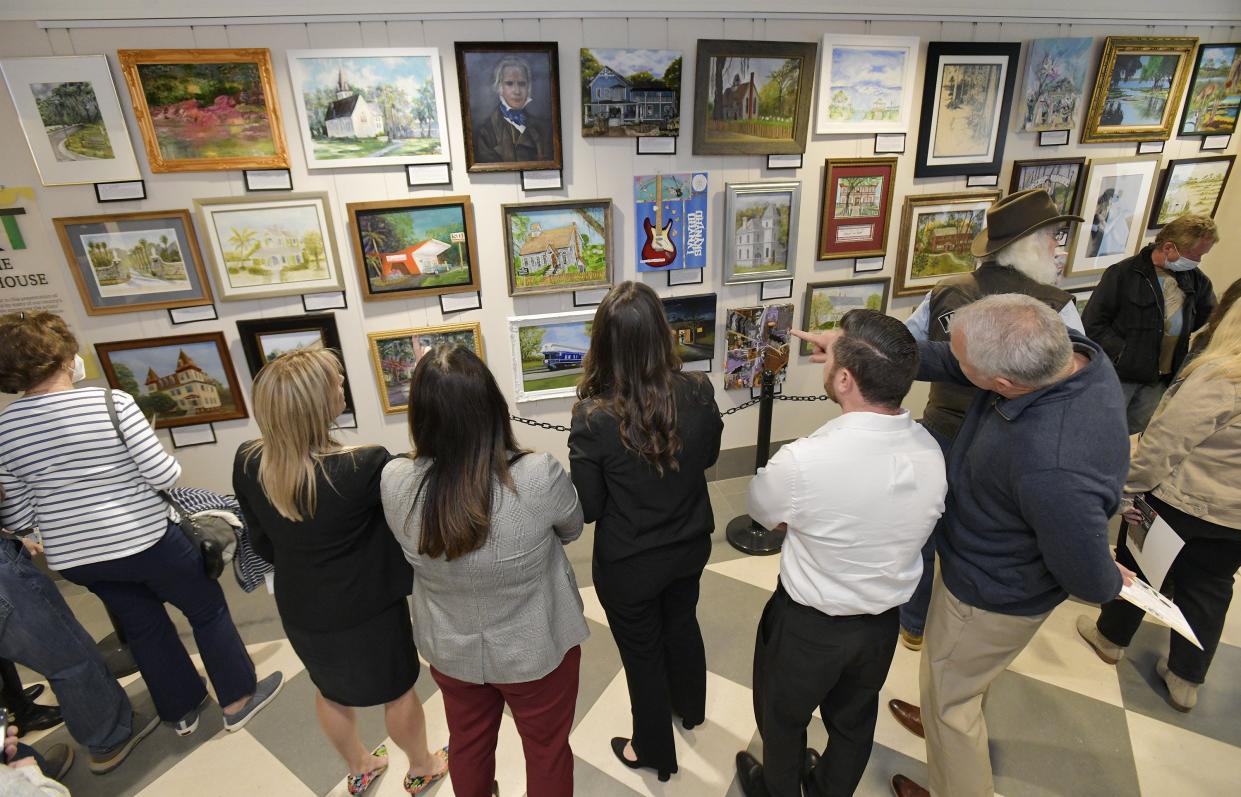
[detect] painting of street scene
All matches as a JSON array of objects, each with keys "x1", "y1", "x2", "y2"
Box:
[
  {"x1": 505, "y1": 202, "x2": 610, "y2": 294},
  {"x1": 801, "y1": 280, "x2": 889, "y2": 355},
  {"x1": 825, "y1": 47, "x2": 907, "y2": 126},
  {"x1": 101, "y1": 338, "x2": 244, "y2": 427},
  {"x1": 724, "y1": 303, "x2": 793, "y2": 390},
  {"x1": 356, "y1": 204, "x2": 473, "y2": 295},
  {"x1": 290, "y1": 51, "x2": 447, "y2": 165},
  {"x1": 370, "y1": 324, "x2": 481, "y2": 412},
  {"x1": 933, "y1": 63, "x2": 1003, "y2": 158},
  {"x1": 31, "y1": 80, "x2": 114, "y2": 161},
  {"x1": 662, "y1": 293, "x2": 717, "y2": 364},
  {"x1": 581, "y1": 48, "x2": 681, "y2": 137},
  {"x1": 209, "y1": 203, "x2": 331, "y2": 289},
  {"x1": 81, "y1": 228, "x2": 190, "y2": 297},
  {"x1": 731, "y1": 191, "x2": 793, "y2": 276},
  {"x1": 706, "y1": 56, "x2": 803, "y2": 143},
  {"x1": 1098, "y1": 53, "x2": 1180, "y2": 128},
  {"x1": 1018, "y1": 38, "x2": 1093, "y2": 132},
  {"x1": 910, "y1": 208, "x2": 986, "y2": 280},
  {"x1": 515, "y1": 315, "x2": 593, "y2": 398},
  {"x1": 1155, "y1": 159, "x2": 1232, "y2": 226},
  {"x1": 1181, "y1": 44, "x2": 1241, "y2": 135}
]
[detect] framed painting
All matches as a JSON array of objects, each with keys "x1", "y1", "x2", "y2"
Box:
[
  {"x1": 1179, "y1": 43, "x2": 1241, "y2": 136},
  {"x1": 509, "y1": 310, "x2": 595, "y2": 402},
  {"x1": 1066, "y1": 285, "x2": 1097, "y2": 317},
  {"x1": 117, "y1": 48, "x2": 288, "y2": 172},
  {"x1": 455, "y1": 42, "x2": 562, "y2": 173},
  {"x1": 347, "y1": 196, "x2": 481, "y2": 301},
  {"x1": 723, "y1": 181, "x2": 801, "y2": 284},
  {"x1": 724, "y1": 303, "x2": 794, "y2": 392},
  {"x1": 52, "y1": 209, "x2": 214, "y2": 316},
  {"x1": 286, "y1": 48, "x2": 450, "y2": 170},
  {"x1": 95, "y1": 331, "x2": 248, "y2": 429},
  {"x1": 915, "y1": 42, "x2": 1020, "y2": 178},
  {"x1": 581, "y1": 48, "x2": 682, "y2": 138},
  {"x1": 662, "y1": 293, "x2": 717, "y2": 367},
  {"x1": 634, "y1": 172, "x2": 709, "y2": 272},
  {"x1": 693, "y1": 39, "x2": 818, "y2": 155},
  {"x1": 817, "y1": 157, "x2": 897, "y2": 260},
  {"x1": 502, "y1": 199, "x2": 612, "y2": 296},
  {"x1": 1009, "y1": 157, "x2": 1087, "y2": 245},
  {"x1": 894, "y1": 190, "x2": 1000, "y2": 297},
  {"x1": 367, "y1": 322, "x2": 483, "y2": 414},
  {"x1": 1148, "y1": 155, "x2": 1235, "y2": 229},
  {"x1": 194, "y1": 193, "x2": 345, "y2": 301},
  {"x1": 1080, "y1": 36, "x2": 1197, "y2": 143},
  {"x1": 1067, "y1": 156, "x2": 1160, "y2": 276},
  {"x1": 235, "y1": 313, "x2": 354, "y2": 414},
  {"x1": 800, "y1": 278, "x2": 891, "y2": 355},
  {"x1": 814, "y1": 34, "x2": 919, "y2": 135},
  {"x1": 1016, "y1": 37, "x2": 1096, "y2": 133},
  {"x1": 0, "y1": 55, "x2": 142, "y2": 186}
]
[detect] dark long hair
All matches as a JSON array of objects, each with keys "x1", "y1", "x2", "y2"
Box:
[
  {"x1": 406, "y1": 346, "x2": 524, "y2": 560},
  {"x1": 576, "y1": 281, "x2": 684, "y2": 475}
]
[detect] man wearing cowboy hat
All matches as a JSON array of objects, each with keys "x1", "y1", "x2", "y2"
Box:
[{"x1": 895, "y1": 189, "x2": 1084, "y2": 652}]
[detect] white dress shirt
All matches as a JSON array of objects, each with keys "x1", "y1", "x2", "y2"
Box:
[
  {"x1": 904, "y1": 290, "x2": 1084, "y2": 341},
  {"x1": 749, "y1": 410, "x2": 947, "y2": 616}
]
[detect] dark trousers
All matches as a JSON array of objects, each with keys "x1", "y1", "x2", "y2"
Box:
[
  {"x1": 1097, "y1": 496, "x2": 1241, "y2": 683},
  {"x1": 60, "y1": 526, "x2": 256, "y2": 722},
  {"x1": 753, "y1": 583, "x2": 899, "y2": 797},
  {"x1": 593, "y1": 535, "x2": 710, "y2": 774},
  {"x1": 430, "y1": 645, "x2": 580, "y2": 797}
]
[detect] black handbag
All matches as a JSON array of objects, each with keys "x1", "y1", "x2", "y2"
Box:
[{"x1": 102, "y1": 390, "x2": 236, "y2": 578}]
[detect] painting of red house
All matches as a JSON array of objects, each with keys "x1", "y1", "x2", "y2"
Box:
[
  {"x1": 380, "y1": 238, "x2": 452, "y2": 278},
  {"x1": 721, "y1": 72, "x2": 759, "y2": 120}
]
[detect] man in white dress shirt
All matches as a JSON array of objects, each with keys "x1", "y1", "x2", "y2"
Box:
[{"x1": 736, "y1": 309, "x2": 948, "y2": 797}]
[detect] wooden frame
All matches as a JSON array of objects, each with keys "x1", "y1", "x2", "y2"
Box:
[
  {"x1": 1080, "y1": 36, "x2": 1197, "y2": 144},
  {"x1": 367, "y1": 322, "x2": 484, "y2": 414},
  {"x1": 1008, "y1": 156, "x2": 1088, "y2": 245},
  {"x1": 800, "y1": 277, "x2": 892, "y2": 355},
  {"x1": 1066, "y1": 285, "x2": 1098, "y2": 317},
  {"x1": 346, "y1": 195, "x2": 482, "y2": 301},
  {"x1": 693, "y1": 39, "x2": 818, "y2": 156},
  {"x1": 1066, "y1": 155, "x2": 1160, "y2": 276},
  {"x1": 53, "y1": 209, "x2": 214, "y2": 316},
  {"x1": 817, "y1": 157, "x2": 897, "y2": 261},
  {"x1": 501, "y1": 198, "x2": 613, "y2": 296},
  {"x1": 915, "y1": 41, "x2": 1020, "y2": 178},
  {"x1": 455, "y1": 42, "x2": 562, "y2": 173},
  {"x1": 893, "y1": 190, "x2": 1000, "y2": 297},
  {"x1": 1179, "y1": 43, "x2": 1240, "y2": 137},
  {"x1": 117, "y1": 48, "x2": 288, "y2": 172},
  {"x1": 722, "y1": 180, "x2": 802, "y2": 285},
  {"x1": 508, "y1": 310, "x2": 595, "y2": 402},
  {"x1": 1147, "y1": 155, "x2": 1235, "y2": 229},
  {"x1": 814, "y1": 34, "x2": 919, "y2": 136},
  {"x1": 94, "y1": 331, "x2": 248, "y2": 429},
  {"x1": 194, "y1": 192, "x2": 346, "y2": 301},
  {"x1": 235, "y1": 313, "x2": 354, "y2": 414}
]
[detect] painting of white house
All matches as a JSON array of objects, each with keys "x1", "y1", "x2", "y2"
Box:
[
  {"x1": 503, "y1": 200, "x2": 612, "y2": 295},
  {"x1": 287, "y1": 48, "x2": 450, "y2": 169},
  {"x1": 815, "y1": 35, "x2": 919, "y2": 135},
  {"x1": 723, "y1": 181, "x2": 801, "y2": 284},
  {"x1": 80, "y1": 228, "x2": 190, "y2": 297},
  {"x1": 581, "y1": 48, "x2": 682, "y2": 137}
]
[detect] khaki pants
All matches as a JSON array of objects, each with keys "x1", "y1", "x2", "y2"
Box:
[{"x1": 920, "y1": 570, "x2": 1049, "y2": 797}]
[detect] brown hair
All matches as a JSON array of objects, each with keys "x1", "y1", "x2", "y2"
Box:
[
  {"x1": 1154, "y1": 214, "x2": 1220, "y2": 252},
  {"x1": 576, "y1": 281, "x2": 685, "y2": 476},
  {"x1": 0, "y1": 311, "x2": 78, "y2": 394}
]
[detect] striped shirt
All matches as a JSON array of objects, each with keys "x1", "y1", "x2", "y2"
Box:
[{"x1": 0, "y1": 387, "x2": 181, "y2": 569}]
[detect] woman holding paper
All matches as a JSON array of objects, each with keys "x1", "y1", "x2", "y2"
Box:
[{"x1": 1077, "y1": 289, "x2": 1241, "y2": 711}]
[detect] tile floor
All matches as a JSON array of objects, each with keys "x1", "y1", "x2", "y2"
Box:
[{"x1": 17, "y1": 475, "x2": 1241, "y2": 796}]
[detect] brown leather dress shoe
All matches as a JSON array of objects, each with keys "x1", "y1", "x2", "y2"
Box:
[
  {"x1": 887, "y1": 699, "x2": 925, "y2": 739},
  {"x1": 891, "y1": 773, "x2": 930, "y2": 797}
]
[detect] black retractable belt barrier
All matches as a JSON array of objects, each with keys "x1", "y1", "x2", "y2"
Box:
[{"x1": 725, "y1": 369, "x2": 784, "y2": 555}]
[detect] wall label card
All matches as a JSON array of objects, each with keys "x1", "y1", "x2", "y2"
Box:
[
  {"x1": 1201, "y1": 134, "x2": 1231, "y2": 151},
  {"x1": 1137, "y1": 140, "x2": 1165, "y2": 155},
  {"x1": 440, "y1": 291, "x2": 482, "y2": 314},
  {"x1": 854, "y1": 256, "x2": 885, "y2": 273},
  {"x1": 573, "y1": 287, "x2": 610, "y2": 307},
  {"x1": 637, "y1": 136, "x2": 676, "y2": 155},
  {"x1": 966, "y1": 174, "x2": 1000, "y2": 187},
  {"x1": 302, "y1": 291, "x2": 347, "y2": 312},
  {"x1": 244, "y1": 169, "x2": 294, "y2": 192},
  {"x1": 767, "y1": 154, "x2": 802, "y2": 170},
  {"x1": 874, "y1": 133, "x2": 906, "y2": 154},
  {"x1": 521, "y1": 169, "x2": 563, "y2": 191},
  {"x1": 94, "y1": 180, "x2": 147, "y2": 203},
  {"x1": 1038, "y1": 129, "x2": 1070, "y2": 147},
  {"x1": 169, "y1": 423, "x2": 217, "y2": 449},
  {"x1": 168, "y1": 304, "x2": 219, "y2": 325},
  {"x1": 667, "y1": 267, "x2": 704, "y2": 286},
  {"x1": 406, "y1": 163, "x2": 452, "y2": 187},
  {"x1": 759, "y1": 279, "x2": 794, "y2": 301}
]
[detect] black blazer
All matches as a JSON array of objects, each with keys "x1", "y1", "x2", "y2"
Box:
[
  {"x1": 568, "y1": 373, "x2": 723, "y2": 563},
  {"x1": 233, "y1": 445, "x2": 413, "y2": 632}
]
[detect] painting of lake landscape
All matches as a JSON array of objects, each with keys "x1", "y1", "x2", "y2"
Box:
[
  {"x1": 1180, "y1": 43, "x2": 1241, "y2": 136},
  {"x1": 1018, "y1": 37, "x2": 1094, "y2": 132},
  {"x1": 1082, "y1": 36, "x2": 1196, "y2": 143},
  {"x1": 815, "y1": 35, "x2": 918, "y2": 135}
]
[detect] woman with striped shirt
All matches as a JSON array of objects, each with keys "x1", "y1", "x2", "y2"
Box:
[{"x1": 0, "y1": 312, "x2": 282, "y2": 743}]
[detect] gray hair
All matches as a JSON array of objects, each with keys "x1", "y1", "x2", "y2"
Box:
[
  {"x1": 952, "y1": 294, "x2": 1072, "y2": 388},
  {"x1": 491, "y1": 56, "x2": 532, "y2": 94},
  {"x1": 994, "y1": 226, "x2": 1058, "y2": 286}
]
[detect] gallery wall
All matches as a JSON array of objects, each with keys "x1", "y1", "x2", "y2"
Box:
[{"x1": 0, "y1": 9, "x2": 1239, "y2": 494}]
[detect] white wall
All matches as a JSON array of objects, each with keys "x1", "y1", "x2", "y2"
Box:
[{"x1": 1, "y1": 10, "x2": 1238, "y2": 493}]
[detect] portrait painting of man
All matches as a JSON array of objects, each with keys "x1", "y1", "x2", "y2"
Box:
[{"x1": 456, "y1": 42, "x2": 562, "y2": 172}]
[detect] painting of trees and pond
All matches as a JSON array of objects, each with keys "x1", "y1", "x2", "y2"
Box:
[
  {"x1": 1083, "y1": 37, "x2": 1196, "y2": 142},
  {"x1": 1180, "y1": 44, "x2": 1241, "y2": 136},
  {"x1": 1100, "y1": 54, "x2": 1180, "y2": 127}
]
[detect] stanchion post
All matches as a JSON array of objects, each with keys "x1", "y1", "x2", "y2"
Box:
[{"x1": 726, "y1": 369, "x2": 785, "y2": 555}]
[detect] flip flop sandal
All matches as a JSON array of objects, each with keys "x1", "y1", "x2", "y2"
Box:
[
  {"x1": 346, "y1": 744, "x2": 389, "y2": 796},
  {"x1": 404, "y1": 746, "x2": 449, "y2": 795}
]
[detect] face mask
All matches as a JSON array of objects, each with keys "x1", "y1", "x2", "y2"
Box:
[
  {"x1": 69, "y1": 354, "x2": 86, "y2": 383},
  {"x1": 1164, "y1": 255, "x2": 1199, "y2": 272}
]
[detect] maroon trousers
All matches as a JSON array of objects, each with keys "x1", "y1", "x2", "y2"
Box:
[{"x1": 430, "y1": 645, "x2": 581, "y2": 797}]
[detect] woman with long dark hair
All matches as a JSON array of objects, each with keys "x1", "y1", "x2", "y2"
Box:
[
  {"x1": 569, "y1": 281, "x2": 724, "y2": 781},
  {"x1": 382, "y1": 346, "x2": 586, "y2": 797}
]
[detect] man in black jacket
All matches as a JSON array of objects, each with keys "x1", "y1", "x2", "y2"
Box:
[{"x1": 1082, "y1": 214, "x2": 1218, "y2": 433}]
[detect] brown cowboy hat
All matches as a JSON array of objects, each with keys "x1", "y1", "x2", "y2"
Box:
[{"x1": 970, "y1": 188, "x2": 1084, "y2": 257}]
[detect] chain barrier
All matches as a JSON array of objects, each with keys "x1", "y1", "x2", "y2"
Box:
[
  {"x1": 509, "y1": 392, "x2": 830, "y2": 431},
  {"x1": 774, "y1": 393, "x2": 831, "y2": 403},
  {"x1": 510, "y1": 415, "x2": 571, "y2": 433}
]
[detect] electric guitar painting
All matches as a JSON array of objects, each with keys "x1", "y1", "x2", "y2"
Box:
[
  {"x1": 640, "y1": 174, "x2": 678, "y2": 268},
  {"x1": 633, "y1": 172, "x2": 708, "y2": 273}
]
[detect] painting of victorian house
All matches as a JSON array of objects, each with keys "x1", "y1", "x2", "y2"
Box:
[
  {"x1": 143, "y1": 349, "x2": 222, "y2": 414},
  {"x1": 581, "y1": 48, "x2": 682, "y2": 137}
]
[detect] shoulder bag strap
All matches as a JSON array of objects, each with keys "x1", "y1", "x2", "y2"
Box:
[{"x1": 102, "y1": 389, "x2": 183, "y2": 518}]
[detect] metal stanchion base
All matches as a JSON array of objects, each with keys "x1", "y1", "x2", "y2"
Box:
[
  {"x1": 726, "y1": 514, "x2": 784, "y2": 555},
  {"x1": 97, "y1": 633, "x2": 139, "y2": 679}
]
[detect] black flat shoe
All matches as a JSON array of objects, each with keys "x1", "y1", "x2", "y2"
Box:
[
  {"x1": 22, "y1": 684, "x2": 44, "y2": 703},
  {"x1": 13, "y1": 703, "x2": 63, "y2": 735},
  {"x1": 610, "y1": 737, "x2": 672, "y2": 782}
]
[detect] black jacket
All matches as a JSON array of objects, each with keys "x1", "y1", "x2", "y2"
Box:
[{"x1": 1082, "y1": 245, "x2": 1216, "y2": 383}]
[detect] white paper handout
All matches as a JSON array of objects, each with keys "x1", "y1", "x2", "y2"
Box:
[
  {"x1": 1119, "y1": 577, "x2": 1203, "y2": 650},
  {"x1": 1123, "y1": 495, "x2": 1185, "y2": 590}
]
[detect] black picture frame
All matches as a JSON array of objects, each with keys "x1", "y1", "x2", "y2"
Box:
[
  {"x1": 235, "y1": 313, "x2": 355, "y2": 414},
  {"x1": 1147, "y1": 155, "x2": 1235, "y2": 230},
  {"x1": 1177, "y1": 42, "x2": 1240, "y2": 138}
]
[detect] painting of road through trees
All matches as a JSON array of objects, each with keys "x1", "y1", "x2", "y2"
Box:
[{"x1": 31, "y1": 80, "x2": 113, "y2": 160}]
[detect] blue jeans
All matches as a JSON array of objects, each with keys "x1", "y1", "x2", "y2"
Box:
[
  {"x1": 60, "y1": 526, "x2": 256, "y2": 722},
  {"x1": 1120, "y1": 378, "x2": 1169, "y2": 435},
  {"x1": 0, "y1": 540, "x2": 132, "y2": 755}
]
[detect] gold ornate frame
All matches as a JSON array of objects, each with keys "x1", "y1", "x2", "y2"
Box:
[
  {"x1": 366, "y1": 323, "x2": 484, "y2": 414},
  {"x1": 1080, "y1": 36, "x2": 1197, "y2": 144}
]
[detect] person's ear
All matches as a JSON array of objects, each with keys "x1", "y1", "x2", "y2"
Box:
[
  {"x1": 992, "y1": 375, "x2": 1017, "y2": 393},
  {"x1": 835, "y1": 366, "x2": 854, "y2": 396}
]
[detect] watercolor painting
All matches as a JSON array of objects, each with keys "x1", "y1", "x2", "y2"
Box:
[
  {"x1": 1180, "y1": 43, "x2": 1241, "y2": 136},
  {"x1": 30, "y1": 81, "x2": 114, "y2": 161},
  {"x1": 581, "y1": 48, "x2": 682, "y2": 137},
  {"x1": 1018, "y1": 37, "x2": 1094, "y2": 131},
  {"x1": 662, "y1": 293, "x2": 717, "y2": 364},
  {"x1": 368, "y1": 323, "x2": 482, "y2": 413},
  {"x1": 509, "y1": 311, "x2": 595, "y2": 401},
  {"x1": 895, "y1": 191, "x2": 999, "y2": 296},
  {"x1": 209, "y1": 204, "x2": 329, "y2": 288},
  {"x1": 800, "y1": 278, "x2": 890, "y2": 355},
  {"x1": 503, "y1": 200, "x2": 611, "y2": 295},
  {"x1": 724, "y1": 303, "x2": 793, "y2": 390},
  {"x1": 933, "y1": 63, "x2": 1003, "y2": 158},
  {"x1": 816, "y1": 36, "x2": 919, "y2": 135},
  {"x1": 819, "y1": 158, "x2": 897, "y2": 260},
  {"x1": 1152, "y1": 156, "x2": 1234, "y2": 227},
  {"x1": 80, "y1": 228, "x2": 190, "y2": 296},
  {"x1": 1087, "y1": 174, "x2": 1143, "y2": 258},
  {"x1": 916, "y1": 43, "x2": 1018, "y2": 177},
  {"x1": 724, "y1": 182, "x2": 801, "y2": 283},
  {"x1": 1010, "y1": 157, "x2": 1086, "y2": 244},
  {"x1": 1067, "y1": 157, "x2": 1158, "y2": 275}
]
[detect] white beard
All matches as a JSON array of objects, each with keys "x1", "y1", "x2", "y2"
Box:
[{"x1": 995, "y1": 232, "x2": 1059, "y2": 285}]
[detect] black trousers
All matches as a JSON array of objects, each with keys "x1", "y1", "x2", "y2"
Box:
[
  {"x1": 753, "y1": 582, "x2": 899, "y2": 797},
  {"x1": 593, "y1": 535, "x2": 711, "y2": 774},
  {"x1": 1097, "y1": 495, "x2": 1241, "y2": 683}
]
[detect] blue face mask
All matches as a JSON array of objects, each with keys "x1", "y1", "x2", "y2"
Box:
[{"x1": 1164, "y1": 255, "x2": 1199, "y2": 272}]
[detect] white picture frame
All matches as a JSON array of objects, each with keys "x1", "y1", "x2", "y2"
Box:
[
  {"x1": 508, "y1": 309, "x2": 596, "y2": 402},
  {"x1": 0, "y1": 55, "x2": 141, "y2": 186},
  {"x1": 1067, "y1": 156, "x2": 1160, "y2": 276},
  {"x1": 815, "y1": 34, "x2": 920, "y2": 136}
]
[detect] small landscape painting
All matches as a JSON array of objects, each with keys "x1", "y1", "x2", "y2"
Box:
[
  {"x1": 503, "y1": 200, "x2": 611, "y2": 295},
  {"x1": 1018, "y1": 37, "x2": 1094, "y2": 132},
  {"x1": 1180, "y1": 43, "x2": 1241, "y2": 136},
  {"x1": 895, "y1": 191, "x2": 998, "y2": 296},
  {"x1": 581, "y1": 48, "x2": 682, "y2": 137},
  {"x1": 1081, "y1": 37, "x2": 1196, "y2": 143},
  {"x1": 1150, "y1": 156, "x2": 1234, "y2": 228},
  {"x1": 368, "y1": 323, "x2": 482, "y2": 413},
  {"x1": 31, "y1": 81, "x2": 114, "y2": 160},
  {"x1": 349, "y1": 197, "x2": 480, "y2": 300},
  {"x1": 80, "y1": 228, "x2": 189, "y2": 296},
  {"x1": 724, "y1": 304, "x2": 793, "y2": 391},
  {"x1": 815, "y1": 35, "x2": 919, "y2": 135},
  {"x1": 800, "y1": 279, "x2": 890, "y2": 355}
]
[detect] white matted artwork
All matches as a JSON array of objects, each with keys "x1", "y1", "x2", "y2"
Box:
[
  {"x1": 815, "y1": 34, "x2": 919, "y2": 135},
  {"x1": 508, "y1": 309, "x2": 596, "y2": 402},
  {"x1": 1068, "y1": 156, "x2": 1160, "y2": 276}
]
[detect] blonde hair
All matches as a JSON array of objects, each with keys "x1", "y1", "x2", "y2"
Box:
[
  {"x1": 1154, "y1": 214, "x2": 1220, "y2": 253},
  {"x1": 244, "y1": 346, "x2": 346, "y2": 521},
  {"x1": 1180, "y1": 298, "x2": 1241, "y2": 384}
]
